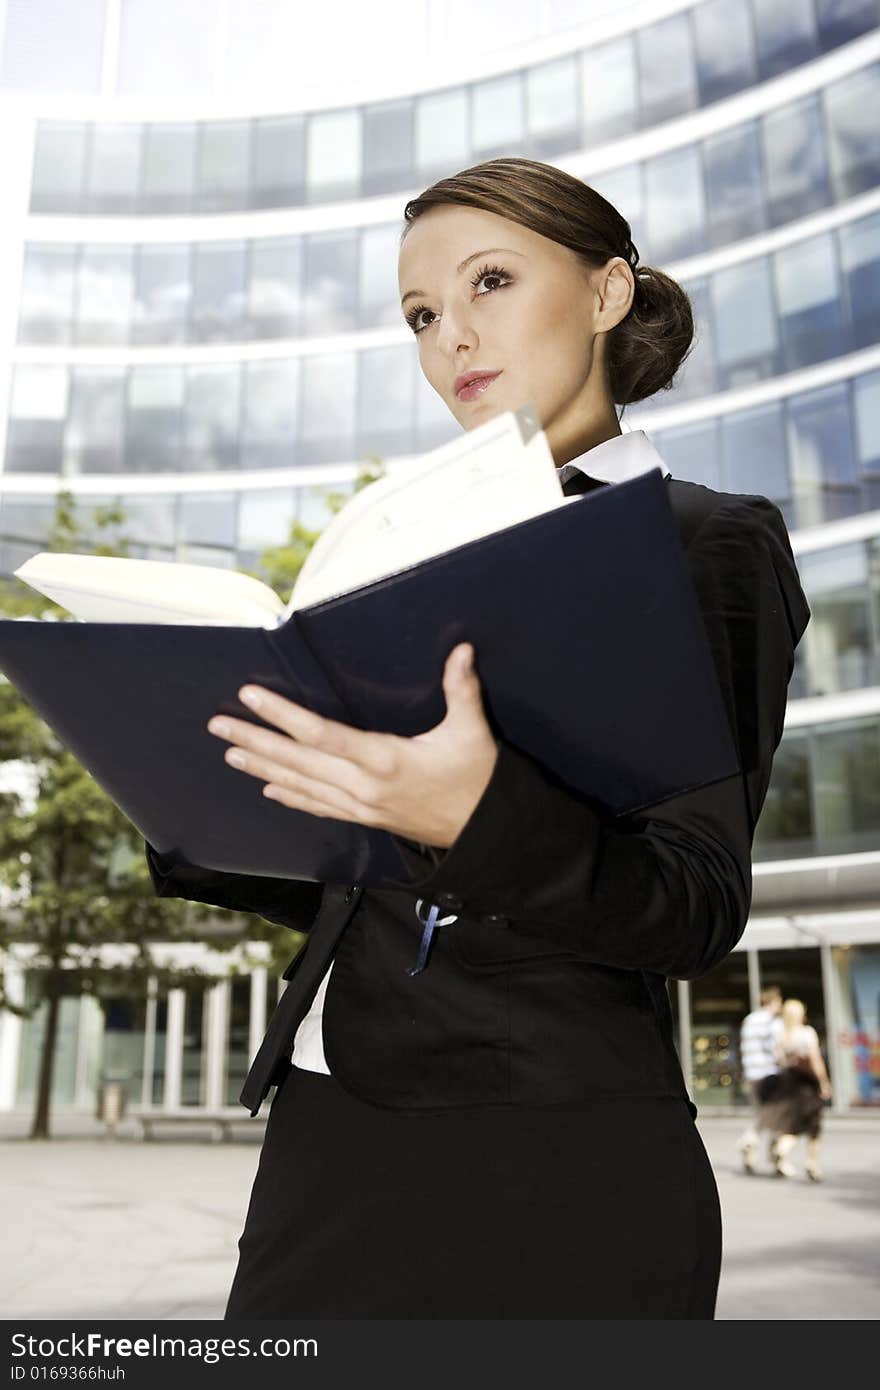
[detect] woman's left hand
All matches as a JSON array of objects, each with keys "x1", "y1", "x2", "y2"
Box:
[{"x1": 206, "y1": 642, "x2": 499, "y2": 850}]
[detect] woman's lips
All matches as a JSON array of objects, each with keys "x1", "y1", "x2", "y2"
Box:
[{"x1": 456, "y1": 372, "x2": 502, "y2": 402}]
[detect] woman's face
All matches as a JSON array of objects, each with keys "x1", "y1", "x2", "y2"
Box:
[{"x1": 398, "y1": 203, "x2": 633, "y2": 460}]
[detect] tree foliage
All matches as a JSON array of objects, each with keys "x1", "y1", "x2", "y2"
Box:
[{"x1": 0, "y1": 462, "x2": 384, "y2": 1135}]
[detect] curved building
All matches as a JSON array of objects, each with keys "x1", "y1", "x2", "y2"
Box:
[{"x1": 1, "y1": 0, "x2": 879, "y2": 1118}]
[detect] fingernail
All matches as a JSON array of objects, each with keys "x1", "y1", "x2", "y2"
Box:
[
  {"x1": 208, "y1": 718, "x2": 231, "y2": 737},
  {"x1": 240, "y1": 687, "x2": 262, "y2": 708}
]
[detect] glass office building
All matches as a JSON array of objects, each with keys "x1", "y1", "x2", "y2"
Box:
[{"x1": 1, "y1": 0, "x2": 879, "y2": 1118}]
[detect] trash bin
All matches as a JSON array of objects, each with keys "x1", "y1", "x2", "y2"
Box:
[{"x1": 96, "y1": 1081, "x2": 127, "y2": 1133}]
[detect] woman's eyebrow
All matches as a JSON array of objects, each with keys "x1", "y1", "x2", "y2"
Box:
[{"x1": 400, "y1": 247, "x2": 526, "y2": 307}]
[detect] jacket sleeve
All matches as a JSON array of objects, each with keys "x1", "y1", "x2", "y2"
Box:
[
  {"x1": 388, "y1": 495, "x2": 810, "y2": 981},
  {"x1": 144, "y1": 842, "x2": 324, "y2": 935}
]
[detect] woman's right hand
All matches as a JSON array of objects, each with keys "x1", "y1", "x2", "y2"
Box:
[{"x1": 819, "y1": 1081, "x2": 832, "y2": 1101}]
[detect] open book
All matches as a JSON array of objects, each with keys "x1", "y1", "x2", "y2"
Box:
[
  {"x1": 0, "y1": 410, "x2": 739, "y2": 886},
  {"x1": 14, "y1": 405, "x2": 564, "y2": 626}
]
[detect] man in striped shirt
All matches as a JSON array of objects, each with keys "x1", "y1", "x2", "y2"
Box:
[{"x1": 737, "y1": 985, "x2": 783, "y2": 1174}]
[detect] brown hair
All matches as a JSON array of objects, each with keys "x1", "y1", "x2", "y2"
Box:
[{"x1": 401, "y1": 157, "x2": 694, "y2": 414}]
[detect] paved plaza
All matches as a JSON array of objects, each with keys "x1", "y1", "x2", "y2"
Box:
[{"x1": 1, "y1": 1112, "x2": 878, "y2": 1321}]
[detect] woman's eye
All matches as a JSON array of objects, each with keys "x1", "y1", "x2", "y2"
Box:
[{"x1": 405, "y1": 265, "x2": 512, "y2": 335}]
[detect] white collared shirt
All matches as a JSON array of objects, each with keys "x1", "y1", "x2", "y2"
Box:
[{"x1": 289, "y1": 428, "x2": 671, "y2": 1076}]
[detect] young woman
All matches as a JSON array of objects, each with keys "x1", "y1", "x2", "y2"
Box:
[
  {"x1": 758, "y1": 998, "x2": 831, "y2": 1180},
  {"x1": 146, "y1": 158, "x2": 811, "y2": 1319}
]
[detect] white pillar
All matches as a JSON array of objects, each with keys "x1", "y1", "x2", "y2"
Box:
[
  {"x1": 141, "y1": 978, "x2": 157, "y2": 1109},
  {"x1": 164, "y1": 988, "x2": 185, "y2": 1110},
  {"x1": 249, "y1": 967, "x2": 267, "y2": 1064},
  {"x1": 820, "y1": 941, "x2": 848, "y2": 1116},
  {"x1": 677, "y1": 978, "x2": 693, "y2": 1100},
  {"x1": 0, "y1": 957, "x2": 26, "y2": 1111},
  {"x1": 204, "y1": 980, "x2": 228, "y2": 1111},
  {"x1": 747, "y1": 949, "x2": 761, "y2": 1013}
]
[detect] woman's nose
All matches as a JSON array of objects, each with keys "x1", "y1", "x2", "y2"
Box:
[{"x1": 436, "y1": 309, "x2": 477, "y2": 360}]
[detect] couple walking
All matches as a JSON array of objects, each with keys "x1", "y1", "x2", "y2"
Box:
[{"x1": 738, "y1": 985, "x2": 831, "y2": 1180}]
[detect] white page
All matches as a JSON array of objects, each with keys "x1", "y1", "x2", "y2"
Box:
[{"x1": 288, "y1": 405, "x2": 564, "y2": 613}]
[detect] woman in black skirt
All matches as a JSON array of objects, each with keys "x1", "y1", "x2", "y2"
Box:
[{"x1": 149, "y1": 158, "x2": 810, "y2": 1319}]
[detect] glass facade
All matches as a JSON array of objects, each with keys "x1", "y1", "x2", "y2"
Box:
[
  {"x1": 20, "y1": 65, "x2": 880, "y2": 345},
  {"x1": 26, "y1": 2, "x2": 880, "y2": 212}
]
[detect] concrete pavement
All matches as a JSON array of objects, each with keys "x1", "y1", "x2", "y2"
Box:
[{"x1": 1, "y1": 1111, "x2": 878, "y2": 1320}]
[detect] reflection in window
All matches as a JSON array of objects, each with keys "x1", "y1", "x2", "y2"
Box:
[
  {"x1": 126, "y1": 365, "x2": 185, "y2": 473},
  {"x1": 753, "y1": 731, "x2": 813, "y2": 861},
  {"x1": 590, "y1": 165, "x2": 644, "y2": 262},
  {"x1": 472, "y1": 73, "x2": 525, "y2": 158},
  {"x1": 141, "y1": 123, "x2": 197, "y2": 215},
  {"x1": 363, "y1": 100, "x2": 414, "y2": 197},
  {"x1": 711, "y1": 258, "x2": 778, "y2": 389},
  {"x1": 197, "y1": 120, "x2": 252, "y2": 214},
  {"x1": 526, "y1": 55, "x2": 579, "y2": 157},
  {"x1": 74, "y1": 245, "x2": 134, "y2": 346},
  {"x1": 799, "y1": 544, "x2": 875, "y2": 694},
  {"x1": 415, "y1": 365, "x2": 456, "y2": 452},
  {"x1": 581, "y1": 36, "x2": 638, "y2": 145},
  {"x1": 253, "y1": 115, "x2": 306, "y2": 209},
  {"x1": 762, "y1": 95, "x2": 829, "y2": 225},
  {"x1": 18, "y1": 244, "x2": 76, "y2": 345},
  {"x1": 774, "y1": 233, "x2": 843, "y2": 372},
  {"x1": 302, "y1": 232, "x2": 357, "y2": 336},
  {"x1": 116, "y1": 495, "x2": 177, "y2": 548},
  {"x1": 692, "y1": 0, "x2": 756, "y2": 105},
  {"x1": 247, "y1": 238, "x2": 301, "y2": 339},
  {"x1": 636, "y1": 11, "x2": 698, "y2": 127},
  {"x1": 85, "y1": 125, "x2": 142, "y2": 216},
  {"x1": 180, "y1": 492, "x2": 238, "y2": 548},
  {"x1": 31, "y1": 123, "x2": 87, "y2": 214},
  {"x1": 0, "y1": 496, "x2": 57, "y2": 543},
  {"x1": 752, "y1": 0, "x2": 818, "y2": 81},
  {"x1": 64, "y1": 368, "x2": 126, "y2": 475},
  {"x1": 359, "y1": 223, "x2": 402, "y2": 330},
  {"x1": 654, "y1": 419, "x2": 723, "y2": 491},
  {"x1": 133, "y1": 244, "x2": 191, "y2": 345},
  {"x1": 644, "y1": 146, "x2": 705, "y2": 263},
  {"x1": 301, "y1": 353, "x2": 357, "y2": 463},
  {"x1": 5, "y1": 366, "x2": 69, "y2": 473},
  {"x1": 816, "y1": 0, "x2": 880, "y2": 50},
  {"x1": 241, "y1": 360, "x2": 300, "y2": 470},
  {"x1": 358, "y1": 345, "x2": 415, "y2": 459},
  {"x1": 853, "y1": 371, "x2": 880, "y2": 475},
  {"x1": 839, "y1": 212, "x2": 880, "y2": 353},
  {"x1": 703, "y1": 122, "x2": 766, "y2": 249},
  {"x1": 192, "y1": 241, "x2": 246, "y2": 343},
  {"x1": 238, "y1": 489, "x2": 297, "y2": 551},
  {"x1": 722, "y1": 402, "x2": 789, "y2": 503},
  {"x1": 824, "y1": 64, "x2": 880, "y2": 202},
  {"x1": 415, "y1": 88, "x2": 470, "y2": 179},
  {"x1": 306, "y1": 109, "x2": 361, "y2": 204},
  {"x1": 788, "y1": 382, "x2": 860, "y2": 528},
  {"x1": 184, "y1": 366, "x2": 242, "y2": 471},
  {"x1": 813, "y1": 719, "x2": 880, "y2": 854},
  {"x1": 673, "y1": 277, "x2": 716, "y2": 402}
]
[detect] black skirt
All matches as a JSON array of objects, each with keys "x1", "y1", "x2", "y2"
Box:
[
  {"x1": 756, "y1": 1068, "x2": 824, "y2": 1139},
  {"x1": 224, "y1": 1066, "x2": 721, "y2": 1320}
]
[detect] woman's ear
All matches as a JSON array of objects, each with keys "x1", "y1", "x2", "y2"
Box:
[{"x1": 594, "y1": 258, "x2": 634, "y2": 333}]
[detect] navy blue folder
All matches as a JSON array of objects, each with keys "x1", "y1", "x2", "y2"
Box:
[{"x1": 0, "y1": 469, "x2": 739, "y2": 887}]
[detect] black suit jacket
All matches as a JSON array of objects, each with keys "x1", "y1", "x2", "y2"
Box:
[{"x1": 146, "y1": 474, "x2": 811, "y2": 1117}]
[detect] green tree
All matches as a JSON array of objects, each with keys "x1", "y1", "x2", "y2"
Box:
[{"x1": 0, "y1": 463, "x2": 384, "y2": 1139}]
